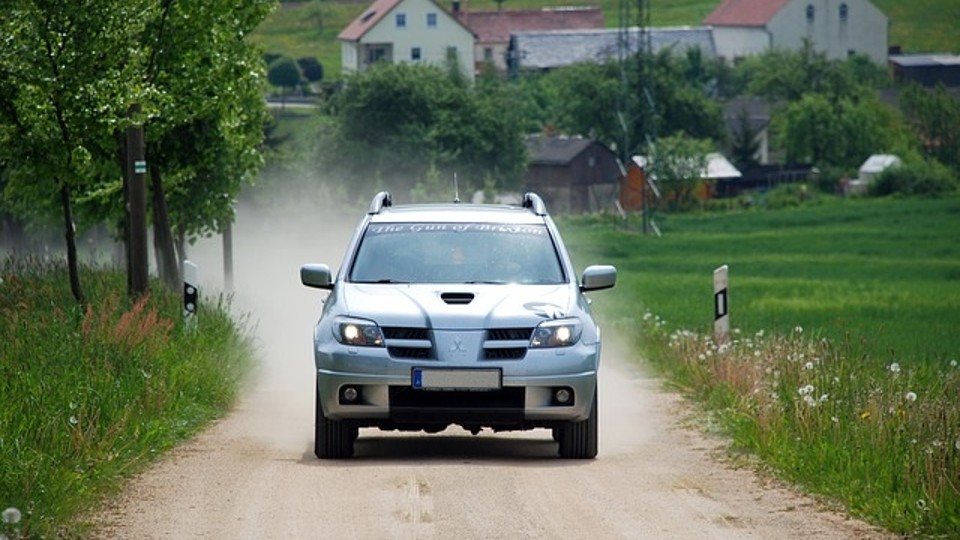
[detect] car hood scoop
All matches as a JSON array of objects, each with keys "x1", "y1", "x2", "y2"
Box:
[{"x1": 440, "y1": 292, "x2": 474, "y2": 305}]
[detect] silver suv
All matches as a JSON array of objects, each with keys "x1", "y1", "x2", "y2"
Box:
[{"x1": 300, "y1": 192, "x2": 616, "y2": 458}]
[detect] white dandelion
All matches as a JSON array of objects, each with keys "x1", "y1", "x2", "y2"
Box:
[
  {"x1": 888, "y1": 362, "x2": 901, "y2": 374},
  {"x1": 2, "y1": 507, "x2": 21, "y2": 524},
  {"x1": 905, "y1": 392, "x2": 917, "y2": 403}
]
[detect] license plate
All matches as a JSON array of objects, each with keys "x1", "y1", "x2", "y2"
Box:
[{"x1": 412, "y1": 368, "x2": 501, "y2": 390}]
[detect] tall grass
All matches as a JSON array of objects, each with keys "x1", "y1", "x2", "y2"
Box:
[
  {"x1": 560, "y1": 195, "x2": 960, "y2": 536},
  {"x1": 0, "y1": 258, "x2": 254, "y2": 538}
]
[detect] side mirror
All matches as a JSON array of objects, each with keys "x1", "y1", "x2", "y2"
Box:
[
  {"x1": 300, "y1": 264, "x2": 333, "y2": 290},
  {"x1": 580, "y1": 265, "x2": 616, "y2": 292}
]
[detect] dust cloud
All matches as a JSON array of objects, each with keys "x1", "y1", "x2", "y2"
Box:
[{"x1": 187, "y1": 185, "x2": 357, "y2": 453}]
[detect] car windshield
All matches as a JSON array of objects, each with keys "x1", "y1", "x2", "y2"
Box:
[{"x1": 349, "y1": 222, "x2": 565, "y2": 285}]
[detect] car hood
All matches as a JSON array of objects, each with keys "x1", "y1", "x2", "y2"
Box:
[{"x1": 340, "y1": 283, "x2": 576, "y2": 329}]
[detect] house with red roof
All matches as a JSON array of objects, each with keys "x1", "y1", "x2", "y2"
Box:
[
  {"x1": 338, "y1": 0, "x2": 476, "y2": 80},
  {"x1": 703, "y1": 0, "x2": 888, "y2": 64},
  {"x1": 452, "y1": 3, "x2": 604, "y2": 72}
]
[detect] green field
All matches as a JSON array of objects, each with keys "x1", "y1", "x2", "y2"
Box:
[
  {"x1": 250, "y1": 0, "x2": 960, "y2": 81},
  {"x1": 561, "y1": 196, "x2": 960, "y2": 363},
  {"x1": 558, "y1": 195, "x2": 960, "y2": 535}
]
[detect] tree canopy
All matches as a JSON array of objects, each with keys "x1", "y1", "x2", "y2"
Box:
[
  {"x1": 0, "y1": 0, "x2": 273, "y2": 301},
  {"x1": 320, "y1": 62, "x2": 526, "y2": 199}
]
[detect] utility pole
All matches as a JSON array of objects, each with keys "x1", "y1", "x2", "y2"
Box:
[{"x1": 126, "y1": 104, "x2": 149, "y2": 297}]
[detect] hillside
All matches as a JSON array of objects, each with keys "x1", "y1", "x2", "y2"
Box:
[{"x1": 249, "y1": 0, "x2": 960, "y2": 80}]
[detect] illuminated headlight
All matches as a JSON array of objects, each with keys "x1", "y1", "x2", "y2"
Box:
[
  {"x1": 530, "y1": 319, "x2": 582, "y2": 348},
  {"x1": 333, "y1": 317, "x2": 384, "y2": 347}
]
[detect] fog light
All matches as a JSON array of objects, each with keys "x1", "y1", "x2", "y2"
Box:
[
  {"x1": 341, "y1": 386, "x2": 360, "y2": 403},
  {"x1": 554, "y1": 387, "x2": 573, "y2": 405}
]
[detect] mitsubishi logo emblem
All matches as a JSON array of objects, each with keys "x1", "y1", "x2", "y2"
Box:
[{"x1": 449, "y1": 336, "x2": 467, "y2": 352}]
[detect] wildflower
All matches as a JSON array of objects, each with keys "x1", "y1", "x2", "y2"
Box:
[
  {"x1": 803, "y1": 361, "x2": 814, "y2": 370},
  {"x1": 798, "y1": 384, "x2": 815, "y2": 396},
  {"x1": 955, "y1": 440, "x2": 960, "y2": 451},
  {"x1": 888, "y1": 362, "x2": 901, "y2": 374},
  {"x1": 951, "y1": 360, "x2": 958, "y2": 368},
  {"x1": 2, "y1": 507, "x2": 20, "y2": 524},
  {"x1": 819, "y1": 394, "x2": 829, "y2": 403},
  {"x1": 905, "y1": 392, "x2": 917, "y2": 403},
  {"x1": 860, "y1": 411, "x2": 871, "y2": 420},
  {"x1": 794, "y1": 326, "x2": 803, "y2": 334},
  {"x1": 754, "y1": 350, "x2": 761, "y2": 357},
  {"x1": 69, "y1": 415, "x2": 78, "y2": 426},
  {"x1": 803, "y1": 395, "x2": 817, "y2": 407},
  {"x1": 831, "y1": 416, "x2": 839, "y2": 423},
  {"x1": 698, "y1": 354, "x2": 706, "y2": 361},
  {"x1": 916, "y1": 499, "x2": 927, "y2": 511}
]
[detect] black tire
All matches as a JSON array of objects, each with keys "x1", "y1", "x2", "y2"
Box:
[
  {"x1": 558, "y1": 389, "x2": 598, "y2": 459},
  {"x1": 314, "y1": 378, "x2": 356, "y2": 459}
]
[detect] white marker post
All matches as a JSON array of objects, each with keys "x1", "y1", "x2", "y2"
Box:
[
  {"x1": 183, "y1": 260, "x2": 199, "y2": 329},
  {"x1": 713, "y1": 265, "x2": 729, "y2": 346}
]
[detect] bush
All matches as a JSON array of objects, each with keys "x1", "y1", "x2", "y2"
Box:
[
  {"x1": 297, "y1": 57, "x2": 323, "y2": 82},
  {"x1": 871, "y1": 159, "x2": 958, "y2": 197}
]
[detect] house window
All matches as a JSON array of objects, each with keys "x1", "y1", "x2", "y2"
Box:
[
  {"x1": 367, "y1": 47, "x2": 386, "y2": 64},
  {"x1": 396, "y1": 13, "x2": 406, "y2": 28},
  {"x1": 806, "y1": 4, "x2": 815, "y2": 22},
  {"x1": 483, "y1": 47, "x2": 493, "y2": 62},
  {"x1": 427, "y1": 13, "x2": 437, "y2": 28},
  {"x1": 411, "y1": 47, "x2": 421, "y2": 61},
  {"x1": 839, "y1": 3, "x2": 849, "y2": 22}
]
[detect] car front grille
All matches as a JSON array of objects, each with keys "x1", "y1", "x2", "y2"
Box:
[
  {"x1": 383, "y1": 327, "x2": 434, "y2": 359},
  {"x1": 483, "y1": 327, "x2": 532, "y2": 360}
]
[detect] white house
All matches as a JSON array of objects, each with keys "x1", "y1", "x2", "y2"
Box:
[
  {"x1": 703, "y1": 0, "x2": 888, "y2": 65},
  {"x1": 338, "y1": 0, "x2": 476, "y2": 81}
]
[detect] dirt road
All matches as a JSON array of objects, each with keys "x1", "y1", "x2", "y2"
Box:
[{"x1": 93, "y1": 200, "x2": 889, "y2": 539}]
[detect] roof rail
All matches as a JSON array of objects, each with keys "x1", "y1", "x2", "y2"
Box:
[
  {"x1": 521, "y1": 192, "x2": 547, "y2": 216},
  {"x1": 367, "y1": 191, "x2": 392, "y2": 215}
]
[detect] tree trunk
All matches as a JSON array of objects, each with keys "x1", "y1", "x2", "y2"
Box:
[
  {"x1": 115, "y1": 129, "x2": 132, "y2": 293},
  {"x1": 59, "y1": 182, "x2": 85, "y2": 304},
  {"x1": 150, "y1": 163, "x2": 180, "y2": 290}
]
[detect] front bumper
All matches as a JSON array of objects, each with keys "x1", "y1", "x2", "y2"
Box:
[{"x1": 315, "y1": 341, "x2": 599, "y2": 430}]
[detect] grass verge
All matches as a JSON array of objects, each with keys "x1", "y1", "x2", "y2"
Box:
[
  {"x1": 560, "y1": 195, "x2": 960, "y2": 536},
  {"x1": 0, "y1": 258, "x2": 254, "y2": 538}
]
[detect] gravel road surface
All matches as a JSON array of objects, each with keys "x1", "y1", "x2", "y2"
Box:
[{"x1": 92, "y1": 200, "x2": 890, "y2": 539}]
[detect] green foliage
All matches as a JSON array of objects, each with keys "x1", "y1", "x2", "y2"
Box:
[
  {"x1": 322, "y1": 63, "x2": 526, "y2": 198},
  {"x1": 0, "y1": 258, "x2": 253, "y2": 537},
  {"x1": 647, "y1": 133, "x2": 712, "y2": 209},
  {"x1": 900, "y1": 84, "x2": 960, "y2": 174},
  {"x1": 1, "y1": 0, "x2": 272, "y2": 262},
  {"x1": 773, "y1": 81, "x2": 916, "y2": 167},
  {"x1": 871, "y1": 158, "x2": 959, "y2": 197},
  {"x1": 268, "y1": 56, "x2": 303, "y2": 92}
]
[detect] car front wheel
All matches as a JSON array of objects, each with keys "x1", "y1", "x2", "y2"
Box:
[
  {"x1": 314, "y1": 378, "x2": 357, "y2": 459},
  {"x1": 557, "y1": 390, "x2": 598, "y2": 459}
]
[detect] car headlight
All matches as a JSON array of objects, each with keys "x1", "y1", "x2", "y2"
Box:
[
  {"x1": 333, "y1": 316, "x2": 384, "y2": 347},
  {"x1": 530, "y1": 319, "x2": 582, "y2": 348}
]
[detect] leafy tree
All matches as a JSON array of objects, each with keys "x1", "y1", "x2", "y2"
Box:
[
  {"x1": 744, "y1": 40, "x2": 862, "y2": 102},
  {"x1": 0, "y1": 1, "x2": 271, "y2": 298},
  {"x1": 322, "y1": 63, "x2": 525, "y2": 198},
  {"x1": 298, "y1": 57, "x2": 324, "y2": 83},
  {"x1": 268, "y1": 56, "x2": 303, "y2": 105},
  {"x1": 775, "y1": 93, "x2": 916, "y2": 168},
  {"x1": 729, "y1": 107, "x2": 760, "y2": 170},
  {"x1": 646, "y1": 133, "x2": 712, "y2": 210},
  {"x1": 900, "y1": 84, "x2": 960, "y2": 173},
  {"x1": 0, "y1": 0, "x2": 155, "y2": 303},
  {"x1": 538, "y1": 62, "x2": 623, "y2": 150}
]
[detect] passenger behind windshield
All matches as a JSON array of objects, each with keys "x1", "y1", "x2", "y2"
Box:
[{"x1": 349, "y1": 223, "x2": 565, "y2": 285}]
